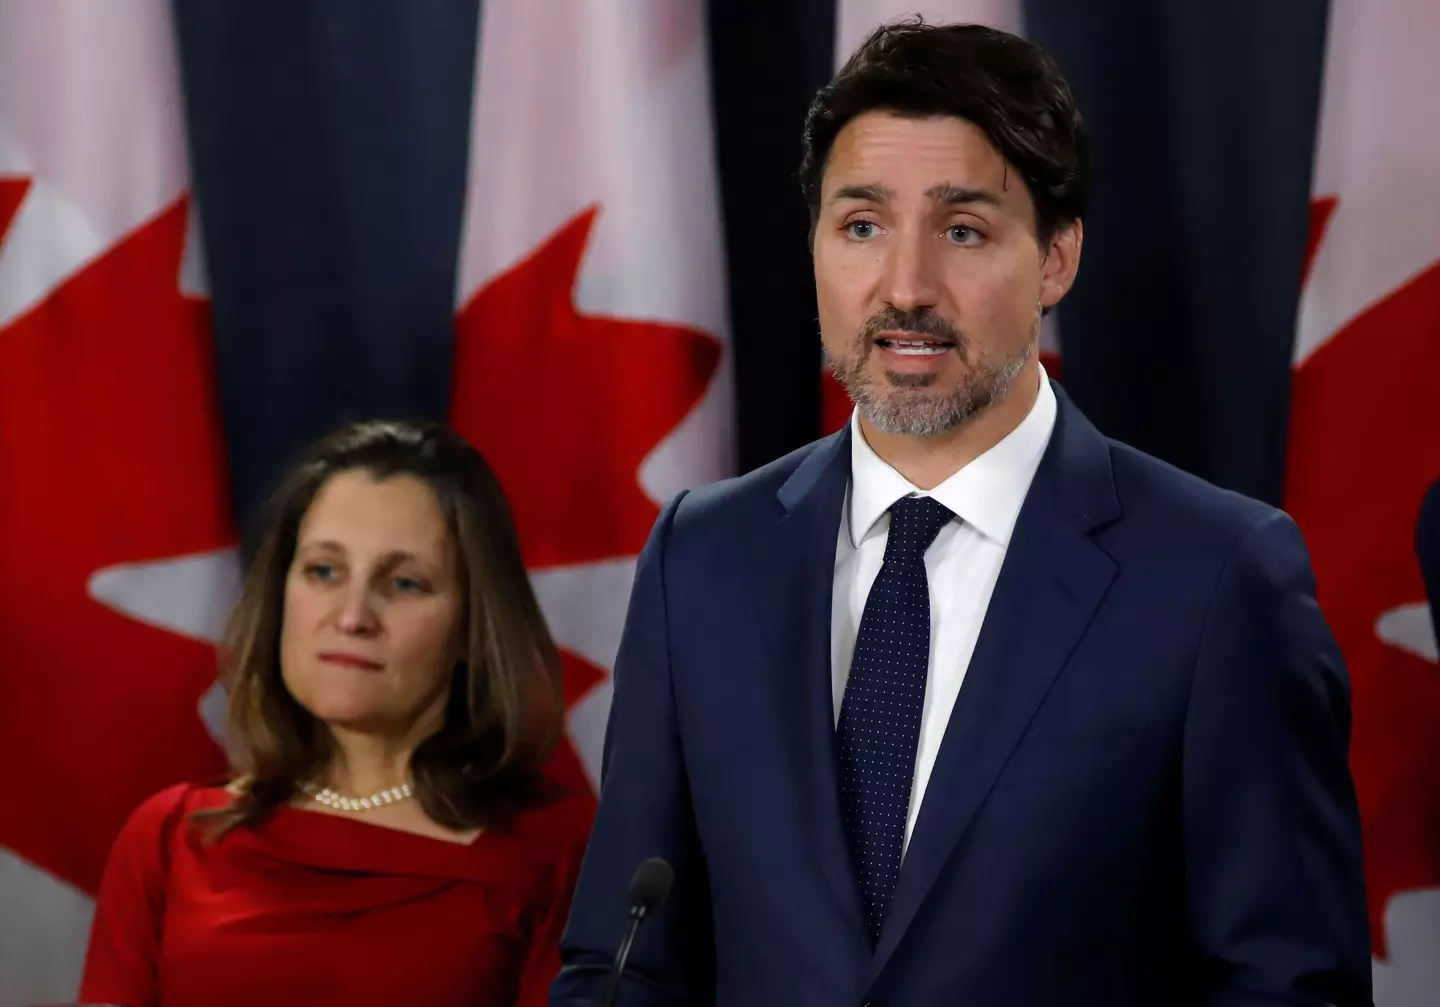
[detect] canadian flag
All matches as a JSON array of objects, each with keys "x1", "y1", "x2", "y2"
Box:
[
  {"x1": 450, "y1": 0, "x2": 732, "y2": 795},
  {"x1": 0, "y1": 3, "x2": 239, "y2": 1004},
  {"x1": 1286, "y1": 0, "x2": 1440, "y2": 1002},
  {"x1": 820, "y1": 0, "x2": 1061, "y2": 434}
]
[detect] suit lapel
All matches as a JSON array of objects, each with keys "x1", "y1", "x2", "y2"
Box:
[
  {"x1": 869, "y1": 385, "x2": 1122, "y2": 977},
  {"x1": 758, "y1": 426, "x2": 868, "y2": 942}
]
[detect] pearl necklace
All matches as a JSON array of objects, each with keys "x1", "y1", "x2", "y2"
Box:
[{"x1": 300, "y1": 780, "x2": 414, "y2": 813}]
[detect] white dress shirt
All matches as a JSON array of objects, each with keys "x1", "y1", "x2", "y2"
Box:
[{"x1": 831, "y1": 368, "x2": 1058, "y2": 854}]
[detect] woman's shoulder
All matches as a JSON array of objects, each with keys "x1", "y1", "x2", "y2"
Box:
[
  {"x1": 511, "y1": 784, "x2": 594, "y2": 843},
  {"x1": 504, "y1": 785, "x2": 595, "y2": 875},
  {"x1": 465, "y1": 788, "x2": 591, "y2": 917},
  {"x1": 114, "y1": 780, "x2": 233, "y2": 846}
]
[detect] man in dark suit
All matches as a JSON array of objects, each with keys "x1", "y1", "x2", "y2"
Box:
[{"x1": 552, "y1": 20, "x2": 1371, "y2": 1006}]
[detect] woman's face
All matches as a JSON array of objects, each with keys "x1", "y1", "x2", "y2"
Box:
[{"x1": 279, "y1": 469, "x2": 465, "y2": 739}]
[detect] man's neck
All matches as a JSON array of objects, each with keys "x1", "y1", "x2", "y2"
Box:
[{"x1": 858, "y1": 362, "x2": 1042, "y2": 491}]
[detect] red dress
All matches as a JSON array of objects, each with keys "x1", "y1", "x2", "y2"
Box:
[{"x1": 79, "y1": 782, "x2": 594, "y2": 1007}]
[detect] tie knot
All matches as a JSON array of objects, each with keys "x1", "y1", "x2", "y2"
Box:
[{"x1": 884, "y1": 495, "x2": 954, "y2": 563}]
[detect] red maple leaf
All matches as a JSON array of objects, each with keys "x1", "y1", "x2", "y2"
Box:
[
  {"x1": 451, "y1": 206, "x2": 722, "y2": 795},
  {"x1": 1302, "y1": 196, "x2": 1339, "y2": 293},
  {"x1": 1286, "y1": 195, "x2": 1440, "y2": 956},
  {"x1": 821, "y1": 369, "x2": 851, "y2": 437},
  {"x1": 0, "y1": 176, "x2": 29, "y2": 239},
  {"x1": 0, "y1": 193, "x2": 234, "y2": 893}
]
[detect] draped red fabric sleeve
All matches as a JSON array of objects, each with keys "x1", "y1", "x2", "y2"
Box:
[{"x1": 80, "y1": 783, "x2": 190, "y2": 1007}]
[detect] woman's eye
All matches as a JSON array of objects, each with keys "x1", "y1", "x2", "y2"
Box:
[{"x1": 304, "y1": 563, "x2": 337, "y2": 581}]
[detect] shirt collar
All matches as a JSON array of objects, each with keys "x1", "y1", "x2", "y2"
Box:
[{"x1": 847, "y1": 365, "x2": 1057, "y2": 548}]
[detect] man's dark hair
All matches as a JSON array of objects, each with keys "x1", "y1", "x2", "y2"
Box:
[{"x1": 800, "y1": 19, "x2": 1088, "y2": 245}]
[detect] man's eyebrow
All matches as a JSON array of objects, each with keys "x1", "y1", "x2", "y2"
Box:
[
  {"x1": 827, "y1": 183, "x2": 1004, "y2": 207},
  {"x1": 926, "y1": 184, "x2": 1002, "y2": 207},
  {"x1": 828, "y1": 183, "x2": 891, "y2": 205}
]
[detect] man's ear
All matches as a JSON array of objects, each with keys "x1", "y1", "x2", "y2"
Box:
[{"x1": 1040, "y1": 218, "x2": 1083, "y2": 310}]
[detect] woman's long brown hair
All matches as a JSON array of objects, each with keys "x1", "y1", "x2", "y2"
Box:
[{"x1": 202, "y1": 419, "x2": 565, "y2": 835}]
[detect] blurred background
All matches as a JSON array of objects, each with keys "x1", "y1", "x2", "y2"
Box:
[{"x1": 1, "y1": 0, "x2": 1436, "y2": 1003}]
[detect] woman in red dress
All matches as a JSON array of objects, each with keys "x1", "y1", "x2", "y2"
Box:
[{"x1": 80, "y1": 420, "x2": 594, "y2": 1006}]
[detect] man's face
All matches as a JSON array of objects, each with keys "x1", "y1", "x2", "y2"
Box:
[{"x1": 813, "y1": 111, "x2": 1080, "y2": 437}]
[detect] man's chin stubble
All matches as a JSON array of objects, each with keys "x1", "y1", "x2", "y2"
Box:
[
  {"x1": 855, "y1": 382, "x2": 976, "y2": 437},
  {"x1": 855, "y1": 356, "x2": 1026, "y2": 437}
]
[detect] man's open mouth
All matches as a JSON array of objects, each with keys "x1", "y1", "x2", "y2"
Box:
[{"x1": 874, "y1": 336, "x2": 954, "y2": 356}]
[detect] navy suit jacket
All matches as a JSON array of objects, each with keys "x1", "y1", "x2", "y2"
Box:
[{"x1": 552, "y1": 384, "x2": 1371, "y2": 1006}]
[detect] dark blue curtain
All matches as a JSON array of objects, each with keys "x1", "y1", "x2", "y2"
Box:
[
  {"x1": 1025, "y1": 0, "x2": 1331, "y2": 505},
  {"x1": 173, "y1": 1, "x2": 478, "y2": 545},
  {"x1": 709, "y1": 0, "x2": 836, "y2": 473}
]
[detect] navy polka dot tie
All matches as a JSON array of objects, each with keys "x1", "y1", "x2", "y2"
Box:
[{"x1": 836, "y1": 493, "x2": 954, "y2": 945}]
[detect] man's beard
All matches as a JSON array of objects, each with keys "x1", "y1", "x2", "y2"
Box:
[{"x1": 824, "y1": 306, "x2": 1035, "y2": 437}]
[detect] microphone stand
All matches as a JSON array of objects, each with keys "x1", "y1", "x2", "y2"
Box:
[{"x1": 601, "y1": 902, "x2": 649, "y2": 1007}]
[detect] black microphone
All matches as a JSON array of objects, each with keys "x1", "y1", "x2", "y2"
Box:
[{"x1": 601, "y1": 857, "x2": 674, "y2": 1007}]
